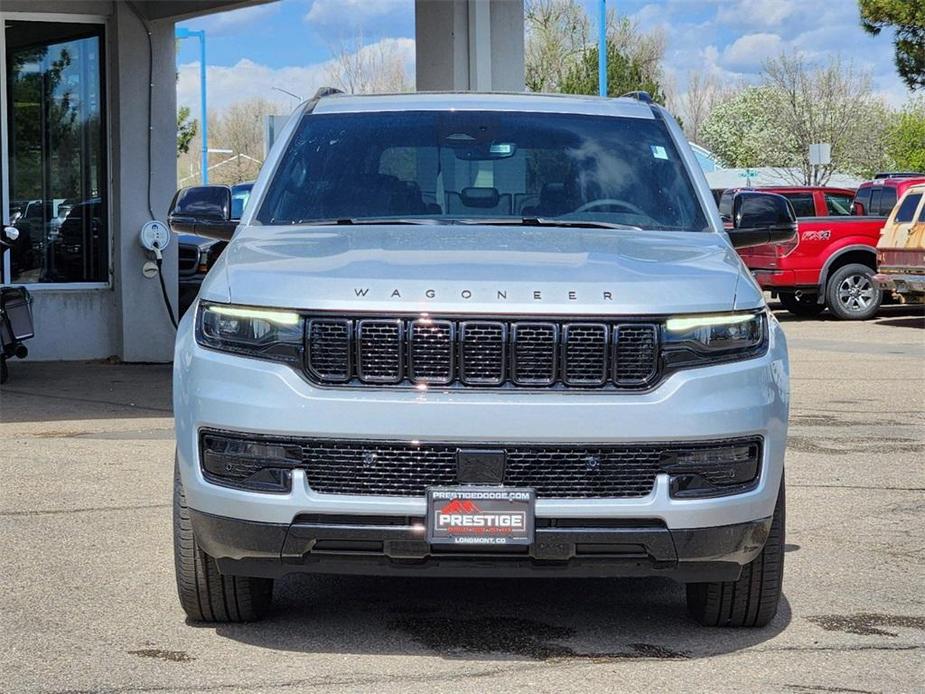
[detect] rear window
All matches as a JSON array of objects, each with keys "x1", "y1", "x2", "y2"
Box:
[
  {"x1": 781, "y1": 193, "x2": 815, "y2": 218},
  {"x1": 895, "y1": 193, "x2": 922, "y2": 223},
  {"x1": 879, "y1": 187, "x2": 898, "y2": 216},
  {"x1": 256, "y1": 110, "x2": 709, "y2": 232},
  {"x1": 824, "y1": 193, "x2": 853, "y2": 216},
  {"x1": 869, "y1": 188, "x2": 882, "y2": 216}
]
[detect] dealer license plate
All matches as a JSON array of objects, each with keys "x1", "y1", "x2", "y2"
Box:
[{"x1": 427, "y1": 487, "x2": 535, "y2": 546}]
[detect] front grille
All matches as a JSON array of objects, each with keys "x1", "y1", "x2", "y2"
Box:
[
  {"x1": 614, "y1": 324, "x2": 659, "y2": 385},
  {"x1": 301, "y1": 437, "x2": 761, "y2": 499},
  {"x1": 356, "y1": 320, "x2": 403, "y2": 383},
  {"x1": 460, "y1": 321, "x2": 507, "y2": 385},
  {"x1": 178, "y1": 245, "x2": 199, "y2": 276},
  {"x1": 305, "y1": 316, "x2": 660, "y2": 389}
]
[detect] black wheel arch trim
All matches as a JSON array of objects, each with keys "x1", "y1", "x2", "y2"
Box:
[{"x1": 817, "y1": 245, "x2": 878, "y2": 298}]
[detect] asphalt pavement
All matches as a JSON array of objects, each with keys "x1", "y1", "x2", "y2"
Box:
[{"x1": 1, "y1": 305, "x2": 923, "y2": 693}]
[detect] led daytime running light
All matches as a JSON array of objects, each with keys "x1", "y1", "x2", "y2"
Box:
[
  {"x1": 665, "y1": 313, "x2": 755, "y2": 332},
  {"x1": 209, "y1": 305, "x2": 300, "y2": 326}
]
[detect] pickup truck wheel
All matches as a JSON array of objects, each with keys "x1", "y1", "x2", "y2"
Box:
[
  {"x1": 778, "y1": 292, "x2": 825, "y2": 317},
  {"x1": 825, "y1": 264, "x2": 882, "y2": 320},
  {"x1": 173, "y1": 460, "x2": 274, "y2": 622},
  {"x1": 686, "y1": 480, "x2": 784, "y2": 628}
]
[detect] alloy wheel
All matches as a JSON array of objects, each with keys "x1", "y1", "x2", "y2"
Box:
[{"x1": 836, "y1": 274, "x2": 875, "y2": 313}]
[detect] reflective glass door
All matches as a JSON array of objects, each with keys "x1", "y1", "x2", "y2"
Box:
[{"x1": 3, "y1": 19, "x2": 107, "y2": 285}]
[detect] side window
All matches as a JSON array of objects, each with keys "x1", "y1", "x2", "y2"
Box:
[
  {"x1": 880, "y1": 187, "x2": 897, "y2": 216},
  {"x1": 781, "y1": 193, "x2": 816, "y2": 217},
  {"x1": 894, "y1": 193, "x2": 923, "y2": 223},
  {"x1": 854, "y1": 186, "x2": 871, "y2": 213},
  {"x1": 868, "y1": 188, "x2": 882, "y2": 216},
  {"x1": 824, "y1": 193, "x2": 853, "y2": 216},
  {"x1": 718, "y1": 191, "x2": 734, "y2": 219}
]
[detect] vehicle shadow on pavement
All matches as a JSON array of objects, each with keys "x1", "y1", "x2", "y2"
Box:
[
  {"x1": 770, "y1": 303, "x2": 925, "y2": 326},
  {"x1": 206, "y1": 574, "x2": 791, "y2": 660},
  {"x1": 0, "y1": 362, "x2": 173, "y2": 424}
]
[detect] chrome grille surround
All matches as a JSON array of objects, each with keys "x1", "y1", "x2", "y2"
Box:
[{"x1": 304, "y1": 315, "x2": 661, "y2": 390}]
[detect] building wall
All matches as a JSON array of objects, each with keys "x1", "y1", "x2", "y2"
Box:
[
  {"x1": 415, "y1": 0, "x2": 525, "y2": 92},
  {"x1": 3, "y1": 1, "x2": 179, "y2": 362}
]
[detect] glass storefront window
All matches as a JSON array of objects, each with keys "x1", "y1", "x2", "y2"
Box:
[{"x1": 5, "y1": 21, "x2": 107, "y2": 284}]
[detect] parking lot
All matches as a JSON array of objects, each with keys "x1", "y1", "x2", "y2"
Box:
[{"x1": 1, "y1": 305, "x2": 923, "y2": 693}]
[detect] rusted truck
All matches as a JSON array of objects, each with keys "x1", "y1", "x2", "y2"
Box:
[{"x1": 874, "y1": 183, "x2": 925, "y2": 303}]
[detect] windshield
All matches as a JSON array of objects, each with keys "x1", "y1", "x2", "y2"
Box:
[{"x1": 255, "y1": 110, "x2": 708, "y2": 231}]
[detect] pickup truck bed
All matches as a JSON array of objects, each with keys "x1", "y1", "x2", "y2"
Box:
[{"x1": 737, "y1": 216, "x2": 885, "y2": 320}]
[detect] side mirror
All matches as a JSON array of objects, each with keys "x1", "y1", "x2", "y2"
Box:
[
  {"x1": 727, "y1": 191, "x2": 798, "y2": 249},
  {"x1": 167, "y1": 185, "x2": 237, "y2": 241},
  {"x1": 852, "y1": 201, "x2": 865, "y2": 216}
]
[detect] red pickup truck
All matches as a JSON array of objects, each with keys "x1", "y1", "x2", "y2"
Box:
[{"x1": 721, "y1": 182, "x2": 921, "y2": 320}]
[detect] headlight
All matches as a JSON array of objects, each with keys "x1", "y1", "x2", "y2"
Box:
[
  {"x1": 196, "y1": 302, "x2": 303, "y2": 364},
  {"x1": 662, "y1": 311, "x2": 767, "y2": 367}
]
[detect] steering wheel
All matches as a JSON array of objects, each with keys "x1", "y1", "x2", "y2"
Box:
[{"x1": 574, "y1": 198, "x2": 647, "y2": 216}]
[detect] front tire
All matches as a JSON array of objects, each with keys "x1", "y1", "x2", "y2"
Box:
[
  {"x1": 825, "y1": 263, "x2": 882, "y2": 320},
  {"x1": 686, "y1": 480, "x2": 785, "y2": 627},
  {"x1": 173, "y1": 461, "x2": 274, "y2": 622},
  {"x1": 778, "y1": 291, "x2": 825, "y2": 318}
]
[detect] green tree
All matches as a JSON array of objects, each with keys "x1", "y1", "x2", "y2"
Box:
[
  {"x1": 559, "y1": 37, "x2": 665, "y2": 101},
  {"x1": 177, "y1": 105, "x2": 197, "y2": 158},
  {"x1": 859, "y1": 0, "x2": 925, "y2": 90},
  {"x1": 886, "y1": 97, "x2": 925, "y2": 171},
  {"x1": 525, "y1": 1, "x2": 666, "y2": 100}
]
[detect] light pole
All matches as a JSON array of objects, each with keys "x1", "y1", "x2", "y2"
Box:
[
  {"x1": 598, "y1": 0, "x2": 607, "y2": 96},
  {"x1": 176, "y1": 27, "x2": 208, "y2": 184}
]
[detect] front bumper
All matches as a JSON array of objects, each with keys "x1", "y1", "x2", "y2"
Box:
[
  {"x1": 190, "y1": 508, "x2": 772, "y2": 582},
  {"x1": 174, "y1": 308, "x2": 789, "y2": 576}
]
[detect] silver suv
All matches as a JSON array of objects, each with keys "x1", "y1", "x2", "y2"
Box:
[{"x1": 168, "y1": 91, "x2": 795, "y2": 627}]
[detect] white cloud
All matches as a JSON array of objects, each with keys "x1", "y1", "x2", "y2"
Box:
[
  {"x1": 722, "y1": 33, "x2": 784, "y2": 70},
  {"x1": 306, "y1": 0, "x2": 405, "y2": 27},
  {"x1": 716, "y1": 0, "x2": 796, "y2": 28},
  {"x1": 184, "y1": 3, "x2": 279, "y2": 37},
  {"x1": 177, "y1": 38, "x2": 416, "y2": 114}
]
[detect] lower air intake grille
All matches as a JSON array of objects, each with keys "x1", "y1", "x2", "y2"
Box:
[{"x1": 300, "y1": 437, "x2": 761, "y2": 499}]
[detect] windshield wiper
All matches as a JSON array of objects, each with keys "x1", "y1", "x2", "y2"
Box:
[
  {"x1": 456, "y1": 217, "x2": 643, "y2": 231},
  {"x1": 291, "y1": 217, "x2": 443, "y2": 226},
  {"x1": 288, "y1": 216, "x2": 643, "y2": 231}
]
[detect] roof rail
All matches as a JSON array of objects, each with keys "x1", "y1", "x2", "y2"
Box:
[
  {"x1": 313, "y1": 87, "x2": 345, "y2": 99},
  {"x1": 873, "y1": 172, "x2": 924, "y2": 179},
  {"x1": 620, "y1": 90, "x2": 653, "y2": 104}
]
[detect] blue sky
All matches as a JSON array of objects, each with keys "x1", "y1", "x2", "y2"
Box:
[{"x1": 177, "y1": 0, "x2": 911, "y2": 113}]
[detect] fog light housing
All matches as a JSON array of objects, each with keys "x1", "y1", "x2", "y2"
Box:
[
  {"x1": 200, "y1": 431, "x2": 303, "y2": 493},
  {"x1": 661, "y1": 439, "x2": 761, "y2": 498}
]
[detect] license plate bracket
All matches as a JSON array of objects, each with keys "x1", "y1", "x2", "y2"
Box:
[{"x1": 427, "y1": 486, "x2": 535, "y2": 547}]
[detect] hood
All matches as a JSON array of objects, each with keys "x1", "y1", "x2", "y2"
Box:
[{"x1": 204, "y1": 224, "x2": 756, "y2": 315}]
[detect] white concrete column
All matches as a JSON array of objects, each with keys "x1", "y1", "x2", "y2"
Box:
[
  {"x1": 112, "y1": 4, "x2": 179, "y2": 362},
  {"x1": 415, "y1": 0, "x2": 525, "y2": 92}
]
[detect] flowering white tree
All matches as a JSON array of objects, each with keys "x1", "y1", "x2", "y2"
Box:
[
  {"x1": 326, "y1": 36, "x2": 412, "y2": 95},
  {"x1": 701, "y1": 53, "x2": 892, "y2": 184}
]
